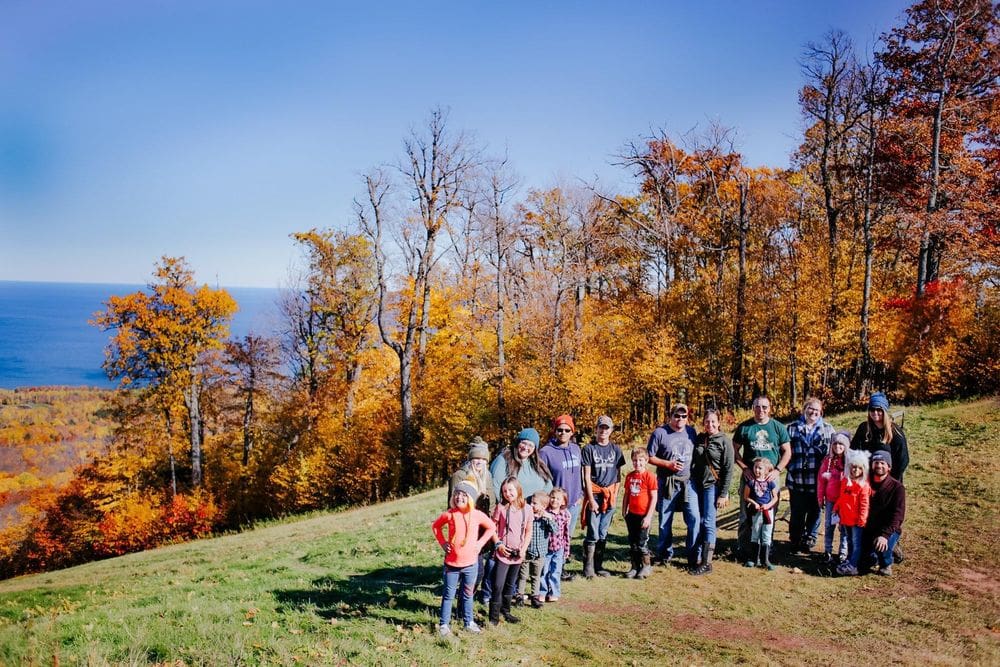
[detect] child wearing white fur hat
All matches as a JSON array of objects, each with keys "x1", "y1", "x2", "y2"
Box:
[{"x1": 834, "y1": 450, "x2": 871, "y2": 576}]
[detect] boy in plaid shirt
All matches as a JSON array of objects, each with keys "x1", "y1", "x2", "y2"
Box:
[{"x1": 517, "y1": 490, "x2": 557, "y2": 608}]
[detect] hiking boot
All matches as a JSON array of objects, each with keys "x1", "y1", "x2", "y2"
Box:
[
  {"x1": 501, "y1": 611, "x2": 520, "y2": 624},
  {"x1": 530, "y1": 597, "x2": 544, "y2": 609},
  {"x1": 624, "y1": 550, "x2": 640, "y2": 579},
  {"x1": 691, "y1": 547, "x2": 714, "y2": 576},
  {"x1": 877, "y1": 564, "x2": 893, "y2": 576},
  {"x1": 637, "y1": 553, "x2": 653, "y2": 579}
]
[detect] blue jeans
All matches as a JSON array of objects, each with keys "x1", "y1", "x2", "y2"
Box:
[
  {"x1": 584, "y1": 506, "x2": 616, "y2": 543},
  {"x1": 567, "y1": 500, "x2": 583, "y2": 540},
  {"x1": 440, "y1": 563, "x2": 477, "y2": 627},
  {"x1": 657, "y1": 478, "x2": 700, "y2": 560},
  {"x1": 539, "y1": 549, "x2": 565, "y2": 599},
  {"x1": 788, "y1": 487, "x2": 822, "y2": 546},
  {"x1": 697, "y1": 484, "x2": 719, "y2": 550},
  {"x1": 846, "y1": 525, "x2": 864, "y2": 569},
  {"x1": 823, "y1": 500, "x2": 848, "y2": 557}
]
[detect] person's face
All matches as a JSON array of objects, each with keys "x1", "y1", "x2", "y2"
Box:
[
  {"x1": 703, "y1": 413, "x2": 720, "y2": 435},
  {"x1": 554, "y1": 424, "x2": 573, "y2": 444},
  {"x1": 803, "y1": 402, "x2": 821, "y2": 424},
  {"x1": 869, "y1": 408, "x2": 885, "y2": 427},
  {"x1": 832, "y1": 441, "x2": 846, "y2": 457},
  {"x1": 872, "y1": 460, "x2": 890, "y2": 478},
  {"x1": 632, "y1": 452, "x2": 648, "y2": 469},
  {"x1": 502, "y1": 482, "x2": 518, "y2": 503},
  {"x1": 596, "y1": 424, "x2": 611, "y2": 441},
  {"x1": 531, "y1": 497, "x2": 547, "y2": 513},
  {"x1": 470, "y1": 457, "x2": 487, "y2": 473},
  {"x1": 453, "y1": 490, "x2": 470, "y2": 509},
  {"x1": 549, "y1": 493, "x2": 565, "y2": 511},
  {"x1": 517, "y1": 439, "x2": 536, "y2": 459},
  {"x1": 753, "y1": 399, "x2": 771, "y2": 423},
  {"x1": 752, "y1": 461, "x2": 769, "y2": 479},
  {"x1": 850, "y1": 463, "x2": 865, "y2": 480},
  {"x1": 670, "y1": 411, "x2": 688, "y2": 430}
]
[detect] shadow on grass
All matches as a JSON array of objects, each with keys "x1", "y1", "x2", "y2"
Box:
[{"x1": 274, "y1": 565, "x2": 439, "y2": 625}]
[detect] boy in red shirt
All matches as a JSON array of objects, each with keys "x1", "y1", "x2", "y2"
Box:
[{"x1": 622, "y1": 448, "x2": 659, "y2": 579}]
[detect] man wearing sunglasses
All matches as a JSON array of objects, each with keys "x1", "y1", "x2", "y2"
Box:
[
  {"x1": 538, "y1": 414, "x2": 584, "y2": 580},
  {"x1": 646, "y1": 404, "x2": 700, "y2": 567}
]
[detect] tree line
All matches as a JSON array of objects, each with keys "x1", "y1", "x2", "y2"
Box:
[{"x1": 2, "y1": 0, "x2": 996, "y2": 578}]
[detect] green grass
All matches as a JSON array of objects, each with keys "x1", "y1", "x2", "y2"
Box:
[{"x1": 0, "y1": 399, "x2": 997, "y2": 665}]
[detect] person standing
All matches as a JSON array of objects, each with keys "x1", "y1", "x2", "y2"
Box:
[
  {"x1": 786, "y1": 398, "x2": 835, "y2": 554},
  {"x1": 732, "y1": 394, "x2": 791, "y2": 560},
  {"x1": 581, "y1": 415, "x2": 626, "y2": 578},
  {"x1": 690, "y1": 409, "x2": 734, "y2": 575},
  {"x1": 447, "y1": 437, "x2": 497, "y2": 595},
  {"x1": 852, "y1": 392, "x2": 909, "y2": 482},
  {"x1": 646, "y1": 403, "x2": 700, "y2": 566},
  {"x1": 538, "y1": 414, "x2": 584, "y2": 579}
]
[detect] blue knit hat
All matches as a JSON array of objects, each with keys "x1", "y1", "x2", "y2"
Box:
[
  {"x1": 868, "y1": 392, "x2": 890, "y2": 412},
  {"x1": 515, "y1": 427, "x2": 540, "y2": 447}
]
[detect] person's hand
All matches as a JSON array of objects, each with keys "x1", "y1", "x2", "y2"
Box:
[
  {"x1": 766, "y1": 468, "x2": 781, "y2": 483},
  {"x1": 519, "y1": 547, "x2": 528, "y2": 560},
  {"x1": 496, "y1": 544, "x2": 510, "y2": 557},
  {"x1": 667, "y1": 460, "x2": 683, "y2": 472},
  {"x1": 589, "y1": 499, "x2": 599, "y2": 513},
  {"x1": 641, "y1": 515, "x2": 651, "y2": 530},
  {"x1": 442, "y1": 543, "x2": 452, "y2": 554},
  {"x1": 875, "y1": 536, "x2": 889, "y2": 552},
  {"x1": 716, "y1": 496, "x2": 729, "y2": 511}
]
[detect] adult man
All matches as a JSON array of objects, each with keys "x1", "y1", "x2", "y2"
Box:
[
  {"x1": 862, "y1": 450, "x2": 906, "y2": 576},
  {"x1": 733, "y1": 394, "x2": 791, "y2": 560},
  {"x1": 581, "y1": 415, "x2": 626, "y2": 578},
  {"x1": 538, "y1": 414, "x2": 583, "y2": 580},
  {"x1": 646, "y1": 403, "x2": 700, "y2": 566}
]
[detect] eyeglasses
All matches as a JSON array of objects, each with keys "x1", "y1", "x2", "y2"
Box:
[{"x1": 555, "y1": 428, "x2": 573, "y2": 433}]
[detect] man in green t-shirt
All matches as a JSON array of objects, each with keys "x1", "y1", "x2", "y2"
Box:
[{"x1": 732, "y1": 395, "x2": 791, "y2": 560}]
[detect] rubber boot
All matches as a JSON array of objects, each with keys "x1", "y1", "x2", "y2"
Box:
[
  {"x1": 761, "y1": 543, "x2": 775, "y2": 571},
  {"x1": 595, "y1": 540, "x2": 611, "y2": 577},
  {"x1": 500, "y1": 595, "x2": 520, "y2": 624},
  {"x1": 624, "y1": 549, "x2": 639, "y2": 579},
  {"x1": 637, "y1": 553, "x2": 653, "y2": 579},
  {"x1": 692, "y1": 547, "x2": 714, "y2": 576},
  {"x1": 583, "y1": 542, "x2": 596, "y2": 579}
]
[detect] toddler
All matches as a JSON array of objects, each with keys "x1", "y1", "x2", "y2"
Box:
[
  {"x1": 743, "y1": 457, "x2": 779, "y2": 570},
  {"x1": 540, "y1": 488, "x2": 571, "y2": 601},
  {"x1": 431, "y1": 480, "x2": 497, "y2": 636}
]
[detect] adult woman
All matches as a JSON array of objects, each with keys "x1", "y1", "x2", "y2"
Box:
[
  {"x1": 786, "y1": 397, "x2": 835, "y2": 553},
  {"x1": 690, "y1": 409, "x2": 734, "y2": 575},
  {"x1": 851, "y1": 392, "x2": 909, "y2": 482},
  {"x1": 489, "y1": 428, "x2": 553, "y2": 505},
  {"x1": 448, "y1": 436, "x2": 496, "y2": 515}
]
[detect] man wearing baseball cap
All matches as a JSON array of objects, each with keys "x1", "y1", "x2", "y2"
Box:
[
  {"x1": 581, "y1": 415, "x2": 626, "y2": 578},
  {"x1": 646, "y1": 403, "x2": 700, "y2": 566},
  {"x1": 862, "y1": 450, "x2": 906, "y2": 576}
]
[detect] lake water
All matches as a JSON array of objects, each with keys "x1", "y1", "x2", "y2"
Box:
[{"x1": 0, "y1": 281, "x2": 282, "y2": 389}]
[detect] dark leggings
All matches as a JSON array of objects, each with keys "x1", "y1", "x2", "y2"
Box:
[{"x1": 489, "y1": 560, "x2": 522, "y2": 619}]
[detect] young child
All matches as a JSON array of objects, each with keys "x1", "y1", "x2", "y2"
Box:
[
  {"x1": 431, "y1": 480, "x2": 497, "y2": 636},
  {"x1": 834, "y1": 450, "x2": 871, "y2": 576},
  {"x1": 743, "y1": 457, "x2": 779, "y2": 570},
  {"x1": 817, "y1": 431, "x2": 851, "y2": 564},
  {"x1": 540, "y1": 487, "x2": 571, "y2": 602},
  {"x1": 517, "y1": 491, "x2": 556, "y2": 608},
  {"x1": 490, "y1": 476, "x2": 533, "y2": 625},
  {"x1": 622, "y1": 447, "x2": 658, "y2": 579}
]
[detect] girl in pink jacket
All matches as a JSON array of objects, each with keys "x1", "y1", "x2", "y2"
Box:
[{"x1": 817, "y1": 431, "x2": 850, "y2": 565}]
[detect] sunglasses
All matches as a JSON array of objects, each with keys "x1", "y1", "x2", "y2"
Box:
[
  {"x1": 596, "y1": 424, "x2": 611, "y2": 430},
  {"x1": 672, "y1": 413, "x2": 688, "y2": 419},
  {"x1": 555, "y1": 428, "x2": 573, "y2": 433}
]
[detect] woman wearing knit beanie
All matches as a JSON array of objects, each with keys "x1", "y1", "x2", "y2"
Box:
[{"x1": 850, "y1": 392, "x2": 910, "y2": 483}]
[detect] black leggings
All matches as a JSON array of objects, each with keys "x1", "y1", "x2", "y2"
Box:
[{"x1": 489, "y1": 560, "x2": 522, "y2": 619}]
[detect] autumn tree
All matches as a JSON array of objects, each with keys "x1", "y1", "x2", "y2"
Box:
[{"x1": 93, "y1": 257, "x2": 237, "y2": 492}]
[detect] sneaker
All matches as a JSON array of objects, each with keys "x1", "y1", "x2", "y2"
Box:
[
  {"x1": 836, "y1": 562, "x2": 858, "y2": 576},
  {"x1": 438, "y1": 624, "x2": 452, "y2": 637},
  {"x1": 744, "y1": 560, "x2": 756, "y2": 568},
  {"x1": 464, "y1": 621, "x2": 482, "y2": 634},
  {"x1": 877, "y1": 564, "x2": 893, "y2": 577},
  {"x1": 821, "y1": 553, "x2": 834, "y2": 565},
  {"x1": 545, "y1": 596, "x2": 559, "y2": 603}
]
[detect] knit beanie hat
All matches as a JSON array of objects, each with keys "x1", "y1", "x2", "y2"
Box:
[
  {"x1": 868, "y1": 392, "x2": 890, "y2": 412},
  {"x1": 871, "y1": 449, "x2": 892, "y2": 468},
  {"x1": 831, "y1": 431, "x2": 851, "y2": 448},
  {"x1": 467, "y1": 436, "x2": 490, "y2": 461},
  {"x1": 453, "y1": 479, "x2": 480, "y2": 502},
  {"x1": 516, "y1": 427, "x2": 540, "y2": 447},
  {"x1": 552, "y1": 414, "x2": 576, "y2": 432}
]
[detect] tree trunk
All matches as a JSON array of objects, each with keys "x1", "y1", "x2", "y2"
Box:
[
  {"x1": 185, "y1": 377, "x2": 202, "y2": 488},
  {"x1": 731, "y1": 181, "x2": 749, "y2": 406}
]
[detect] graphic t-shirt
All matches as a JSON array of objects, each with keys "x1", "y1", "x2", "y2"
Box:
[
  {"x1": 624, "y1": 469, "x2": 658, "y2": 516},
  {"x1": 733, "y1": 419, "x2": 790, "y2": 467},
  {"x1": 581, "y1": 442, "x2": 626, "y2": 487}
]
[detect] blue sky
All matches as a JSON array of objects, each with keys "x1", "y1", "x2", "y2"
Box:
[{"x1": 0, "y1": 0, "x2": 911, "y2": 288}]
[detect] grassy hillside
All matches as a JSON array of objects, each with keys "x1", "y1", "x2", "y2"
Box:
[{"x1": 0, "y1": 399, "x2": 997, "y2": 665}]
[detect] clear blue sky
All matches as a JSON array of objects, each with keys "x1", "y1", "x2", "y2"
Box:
[{"x1": 0, "y1": 0, "x2": 911, "y2": 288}]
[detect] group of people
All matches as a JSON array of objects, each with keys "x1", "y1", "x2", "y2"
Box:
[{"x1": 431, "y1": 393, "x2": 909, "y2": 635}]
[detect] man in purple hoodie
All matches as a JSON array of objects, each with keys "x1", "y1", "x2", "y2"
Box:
[{"x1": 538, "y1": 414, "x2": 583, "y2": 580}]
